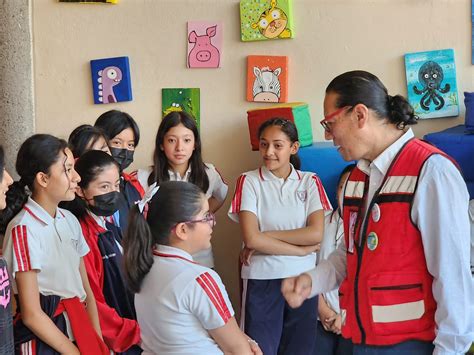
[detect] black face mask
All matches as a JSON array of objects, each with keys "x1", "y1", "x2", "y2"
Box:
[
  {"x1": 110, "y1": 147, "x2": 134, "y2": 171},
  {"x1": 88, "y1": 191, "x2": 124, "y2": 217}
]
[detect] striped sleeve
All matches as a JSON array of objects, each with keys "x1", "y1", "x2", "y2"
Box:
[
  {"x1": 188, "y1": 270, "x2": 234, "y2": 330},
  {"x1": 309, "y1": 174, "x2": 332, "y2": 212},
  {"x1": 228, "y1": 174, "x2": 258, "y2": 223},
  {"x1": 9, "y1": 224, "x2": 41, "y2": 274},
  {"x1": 230, "y1": 175, "x2": 246, "y2": 214}
]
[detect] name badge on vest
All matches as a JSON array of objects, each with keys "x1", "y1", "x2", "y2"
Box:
[
  {"x1": 348, "y1": 212, "x2": 357, "y2": 253},
  {"x1": 296, "y1": 190, "x2": 307, "y2": 202},
  {"x1": 366, "y1": 232, "x2": 379, "y2": 251}
]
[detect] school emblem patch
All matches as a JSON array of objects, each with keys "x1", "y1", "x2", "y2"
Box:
[{"x1": 296, "y1": 190, "x2": 307, "y2": 202}]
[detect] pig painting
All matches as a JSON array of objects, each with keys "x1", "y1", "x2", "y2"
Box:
[{"x1": 187, "y1": 22, "x2": 222, "y2": 68}]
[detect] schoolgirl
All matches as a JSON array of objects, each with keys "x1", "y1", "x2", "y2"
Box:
[
  {"x1": 228, "y1": 118, "x2": 332, "y2": 355},
  {"x1": 1, "y1": 134, "x2": 108, "y2": 354},
  {"x1": 315, "y1": 164, "x2": 355, "y2": 355},
  {"x1": 94, "y1": 110, "x2": 144, "y2": 230},
  {"x1": 65, "y1": 150, "x2": 140, "y2": 354},
  {"x1": 68, "y1": 124, "x2": 111, "y2": 158},
  {"x1": 0, "y1": 145, "x2": 14, "y2": 355},
  {"x1": 123, "y1": 180, "x2": 261, "y2": 355},
  {"x1": 136, "y1": 111, "x2": 227, "y2": 268}
]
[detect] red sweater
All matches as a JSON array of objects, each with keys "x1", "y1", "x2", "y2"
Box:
[{"x1": 80, "y1": 214, "x2": 140, "y2": 352}]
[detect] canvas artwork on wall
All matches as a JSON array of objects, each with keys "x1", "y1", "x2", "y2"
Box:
[
  {"x1": 247, "y1": 55, "x2": 288, "y2": 103},
  {"x1": 187, "y1": 21, "x2": 222, "y2": 68},
  {"x1": 59, "y1": 0, "x2": 118, "y2": 3},
  {"x1": 472, "y1": 0, "x2": 474, "y2": 64},
  {"x1": 404, "y1": 49, "x2": 459, "y2": 119},
  {"x1": 162, "y1": 88, "x2": 201, "y2": 128},
  {"x1": 90, "y1": 56, "x2": 132, "y2": 104},
  {"x1": 240, "y1": 0, "x2": 294, "y2": 42}
]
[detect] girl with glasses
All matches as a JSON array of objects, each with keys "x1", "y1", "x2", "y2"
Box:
[{"x1": 123, "y1": 180, "x2": 261, "y2": 355}]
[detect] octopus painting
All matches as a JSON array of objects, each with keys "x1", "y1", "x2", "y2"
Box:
[
  {"x1": 90, "y1": 56, "x2": 133, "y2": 105},
  {"x1": 405, "y1": 49, "x2": 459, "y2": 119},
  {"x1": 413, "y1": 61, "x2": 450, "y2": 111}
]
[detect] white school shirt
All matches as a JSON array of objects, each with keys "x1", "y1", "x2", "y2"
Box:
[
  {"x1": 469, "y1": 200, "x2": 474, "y2": 275},
  {"x1": 228, "y1": 165, "x2": 332, "y2": 280},
  {"x1": 317, "y1": 211, "x2": 343, "y2": 315},
  {"x1": 306, "y1": 129, "x2": 474, "y2": 354},
  {"x1": 136, "y1": 163, "x2": 228, "y2": 268},
  {"x1": 136, "y1": 245, "x2": 234, "y2": 355},
  {"x1": 2, "y1": 197, "x2": 89, "y2": 300}
]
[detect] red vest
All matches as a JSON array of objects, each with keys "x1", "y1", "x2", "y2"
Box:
[{"x1": 340, "y1": 138, "x2": 453, "y2": 346}]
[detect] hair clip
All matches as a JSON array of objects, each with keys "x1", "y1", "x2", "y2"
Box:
[{"x1": 136, "y1": 182, "x2": 160, "y2": 214}]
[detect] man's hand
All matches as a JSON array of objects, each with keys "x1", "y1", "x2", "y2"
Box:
[{"x1": 281, "y1": 273, "x2": 313, "y2": 308}]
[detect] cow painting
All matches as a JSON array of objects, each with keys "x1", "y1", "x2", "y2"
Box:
[{"x1": 252, "y1": 66, "x2": 282, "y2": 102}]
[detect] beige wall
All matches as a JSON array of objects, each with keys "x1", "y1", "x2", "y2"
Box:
[{"x1": 33, "y1": 0, "x2": 474, "y2": 305}]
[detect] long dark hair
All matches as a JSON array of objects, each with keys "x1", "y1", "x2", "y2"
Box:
[
  {"x1": 94, "y1": 110, "x2": 140, "y2": 146},
  {"x1": 68, "y1": 124, "x2": 109, "y2": 158},
  {"x1": 123, "y1": 181, "x2": 204, "y2": 293},
  {"x1": 148, "y1": 111, "x2": 209, "y2": 193},
  {"x1": 326, "y1": 70, "x2": 418, "y2": 129},
  {"x1": 258, "y1": 117, "x2": 301, "y2": 169},
  {"x1": 334, "y1": 163, "x2": 356, "y2": 216},
  {"x1": 0, "y1": 146, "x2": 5, "y2": 182},
  {"x1": 0, "y1": 146, "x2": 8, "y2": 234},
  {"x1": 61, "y1": 150, "x2": 119, "y2": 219},
  {"x1": 0, "y1": 134, "x2": 68, "y2": 231}
]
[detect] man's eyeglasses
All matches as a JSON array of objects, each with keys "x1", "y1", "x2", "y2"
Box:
[{"x1": 320, "y1": 106, "x2": 352, "y2": 133}]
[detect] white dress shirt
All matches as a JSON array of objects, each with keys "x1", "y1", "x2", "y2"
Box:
[{"x1": 306, "y1": 129, "x2": 474, "y2": 354}]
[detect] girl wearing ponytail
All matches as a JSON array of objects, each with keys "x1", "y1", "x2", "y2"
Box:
[
  {"x1": 64, "y1": 150, "x2": 141, "y2": 354},
  {"x1": 1, "y1": 134, "x2": 108, "y2": 355},
  {"x1": 228, "y1": 118, "x2": 331, "y2": 355},
  {"x1": 123, "y1": 181, "x2": 261, "y2": 355}
]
